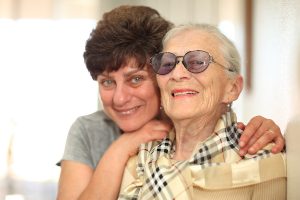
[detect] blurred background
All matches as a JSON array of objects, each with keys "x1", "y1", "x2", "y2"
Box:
[{"x1": 0, "y1": 0, "x2": 299, "y2": 199}]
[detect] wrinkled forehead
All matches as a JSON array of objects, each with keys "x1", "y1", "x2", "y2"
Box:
[{"x1": 163, "y1": 30, "x2": 221, "y2": 55}]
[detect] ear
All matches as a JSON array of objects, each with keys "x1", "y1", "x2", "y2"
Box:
[{"x1": 222, "y1": 75, "x2": 243, "y2": 103}]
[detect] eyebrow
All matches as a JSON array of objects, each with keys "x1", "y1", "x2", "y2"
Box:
[
  {"x1": 123, "y1": 68, "x2": 146, "y2": 77},
  {"x1": 99, "y1": 68, "x2": 147, "y2": 78}
]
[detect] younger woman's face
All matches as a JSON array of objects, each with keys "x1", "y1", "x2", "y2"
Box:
[{"x1": 97, "y1": 58, "x2": 160, "y2": 132}]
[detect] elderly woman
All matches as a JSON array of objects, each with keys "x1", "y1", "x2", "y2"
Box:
[{"x1": 119, "y1": 24, "x2": 286, "y2": 199}]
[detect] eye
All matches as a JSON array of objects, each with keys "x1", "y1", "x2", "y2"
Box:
[
  {"x1": 196, "y1": 60, "x2": 205, "y2": 66},
  {"x1": 161, "y1": 59, "x2": 175, "y2": 70},
  {"x1": 130, "y1": 75, "x2": 144, "y2": 84},
  {"x1": 188, "y1": 59, "x2": 204, "y2": 66},
  {"x1": 100, "y1": 79, "x2": 115, "y2": 88},
  {"x1": 162, "y1": 62, "x2": 174, "y2": 68}
]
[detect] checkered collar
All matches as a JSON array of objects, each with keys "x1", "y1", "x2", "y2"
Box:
[
  {"x1": 119, "y1": 110, "x2": 277, "y2": 200},
  {"x1": 143, "y1": 110, "x2": 242, "y2": 166}
]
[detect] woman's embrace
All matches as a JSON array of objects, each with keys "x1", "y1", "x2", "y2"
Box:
[
  {"x1": 119, "y1": 24, "x2": 286, "y2": 200},
  {"x1": 57, "y1": 6, "x2": 286, "y2": 199}
]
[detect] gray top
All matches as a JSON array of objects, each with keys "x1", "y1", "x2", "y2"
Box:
[{"x1": 58, "y1": 110, "x2": 121, "y2": 169}]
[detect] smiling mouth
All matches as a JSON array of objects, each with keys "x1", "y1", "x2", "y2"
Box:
[
  {"x1": 171, "y1": 90, "x2": 198, "y2": 97},
  {"x1": 115, "y1": 106, "x2": 140, "y2": 115}
]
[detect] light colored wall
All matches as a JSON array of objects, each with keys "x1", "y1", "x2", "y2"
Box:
[
  {"x1": 0, "y1": 0, "x2": 101, "y2": 18},
  {"x1": 242, "y1": 0, "x2": 300, "y2": 131},
  {"x1": 96, "y1": 0, "x2": 220, "y2": 25}
]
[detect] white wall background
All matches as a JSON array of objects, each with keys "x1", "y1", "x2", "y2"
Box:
[
  {"x1": 0, "y1": 20, "x2": 98, "y2": 199},
  {"x1": 242, "y1": 0, "x2": 300, "y2": 132}
]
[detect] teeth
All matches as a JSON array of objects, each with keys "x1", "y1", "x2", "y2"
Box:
[
  {"x1": 118, "y1": 107, "x2": 138, "y2": 115},
  {"x1": 173, "y1": 91, "x2": 197, "y2": 97}
]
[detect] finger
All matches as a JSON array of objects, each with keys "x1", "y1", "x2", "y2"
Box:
[
  {"x1": 239, "y1": 122, "x2": 258, "y2": 148},
  {"x1": 239, "y1": 117, "x2": 285, "y2": 155},
  {"x1": 247, "y1": 129, "x2": 275, "y2": 154},
  {"x1": 271, "y1": 134, "x2": 285, "y2": 153},
  {"x1": 249, "y1": 119, "x2": 282, "y2": 151},
  {"x1": 152, "y1": 122, "x2": 172, "y2": 132},
  {"x1": 150, "y1": 120, "x2": 172, "y2": 131},
  {"x1": 246, "y1": 125, "x2": 284, "y2": 154},
  {"x1": 239, "y1": 116, "x2": 266, "y2": 153},
  {"x1": 241, "y1": 117, "x2": 276, "y2": 148},
  {"x1": 236, "y1": 122, "x2": 246, "y2": 130},
  {"x1": 144, "y1": 130, "x2": 168, "y2": 142},
  {"x1": 252, "y1": 118, "x2": 278, "y2": 138},
  {"x1": 239, "y1": 145, "x2": 250, "y2": 156},
  {"x1": 239, "y1": 132, "x2": 262, "y2": 156},
  {"x1": 239, "y1": 130, "x2": 271, "y2": 156}
]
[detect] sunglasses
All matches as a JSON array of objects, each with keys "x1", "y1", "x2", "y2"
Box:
[{"x1": 150, "y1": 50, "x2": 234, "y2": 75}]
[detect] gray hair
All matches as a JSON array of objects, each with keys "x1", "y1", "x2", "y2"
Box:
[{"x1": 162, "y1": 23, "x2": 241, "y2": 75}]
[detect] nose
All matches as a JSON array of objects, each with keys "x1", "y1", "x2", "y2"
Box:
[
  {"x1": 113, "y1": 83, "x2": 131, "y2": 106},
  {"x1": 170, "y1": 58, "x2": 191, "y2": 80}
]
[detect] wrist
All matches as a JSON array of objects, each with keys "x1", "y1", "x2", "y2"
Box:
[{"x1": 110, "y1": 135, "x2": 134, "y2": 161}]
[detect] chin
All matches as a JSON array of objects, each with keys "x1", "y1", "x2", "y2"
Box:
[
  {"x1": 168, "y1": 112, "x2": 193, "y2": 121},
  {"x1": 119, "y1": 122, "x2": 143, "y2": 133}
]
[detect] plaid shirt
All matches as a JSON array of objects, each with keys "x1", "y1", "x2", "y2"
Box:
[{"x1": 119, "y1": 110, "x2": 286, "y2": 200}]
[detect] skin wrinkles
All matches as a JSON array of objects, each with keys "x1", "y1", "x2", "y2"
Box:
[
  {"x1": 157, "y1": 29, "x2": 240, "y2": 160},
  {"x1": 160, "y1": 65, "x2": 228, "y2": 124}
]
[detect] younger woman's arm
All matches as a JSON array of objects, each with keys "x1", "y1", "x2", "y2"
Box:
[{"x1": 78, "y1": 120, "x2": 170, "y2": 200}]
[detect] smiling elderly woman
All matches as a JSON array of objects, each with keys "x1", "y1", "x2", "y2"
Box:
[{"x1": 119, "y1": 24, "x2": 287, "y2": 200}]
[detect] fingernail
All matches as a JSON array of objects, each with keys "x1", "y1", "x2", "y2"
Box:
[
  {"x1": 239, "y1": 141, "x2": 245, "y2": 147},
  {"x1": 271, "y1": 147, "x2": 277, "y2": 153},
  {"x1": 249, "y1": 147, "x2": 255, "y2": 153},
  {"x1": 239, "y1": 150, "x2": 245, "y2": 156}
]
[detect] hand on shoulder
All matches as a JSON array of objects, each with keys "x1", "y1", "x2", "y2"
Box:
[{"x1": 118, "y1": 119, "x2": 171, "y2": 157}]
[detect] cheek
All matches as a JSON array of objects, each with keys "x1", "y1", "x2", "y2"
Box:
[
  {"x1": 142, "y1": 83, "x2": 160, "y2": 104},
  {"x1": 156, "y1": 77, "x2": 168, "y2": 103},
  {"x1": 98, "y1": 88, "x2": 113, "y2": 107},
  {"x1": 156, "y1": 76, "x2": 165, "y2": 88},
  {"x1": 201, "y1": 79, "x2": 226, "y2": 107},
  {"x1": 156, "y1": 76, "x2": 168, "y2": 96},
  {"x1": 160, "y1": 90, "x2": 170, "y2": 110},
  {"x1": 139, "y1": 82, "x2": 161, "y2": 116}
]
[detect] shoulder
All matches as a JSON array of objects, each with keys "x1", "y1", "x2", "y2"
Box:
[
  {"x1": 71, "y1": 110, "x2": 119, "y2": 134},
  {"x1": 62, "y1": 110, "x2": 121, "y2": 168},
  {"x1": 75, "y1": 110, "x2": 114, "y2": 125},
  {"x1": 234, "y1": 150, "x2": 286, "y2": 187},
  {"x1": 69, "y1": 110, "x2": 121, "y2": 142}
]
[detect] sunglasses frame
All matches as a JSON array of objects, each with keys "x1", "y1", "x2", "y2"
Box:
[{"x1": 150, "y1": 50, "x2": 233, "y2": 75}]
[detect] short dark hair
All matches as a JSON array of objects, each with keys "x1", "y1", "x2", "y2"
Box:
[{"x1": 83, "y1": 5, "x2": 173, "y2": 80}]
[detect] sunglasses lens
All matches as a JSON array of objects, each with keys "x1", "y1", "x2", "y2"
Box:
[
  {"x1": 150, "y1": 50, "x2": 211, "y2": 75},
  {"x1": 184, "y1": 50, "x2": 210, "y2": 73},
  {"x1": 151, "y1": 52, "x2": 176, "y2": 75}
]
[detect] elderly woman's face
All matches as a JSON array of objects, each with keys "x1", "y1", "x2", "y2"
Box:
[{"x1": 157, "y1": 30, "x2": 234, "y2": 121}]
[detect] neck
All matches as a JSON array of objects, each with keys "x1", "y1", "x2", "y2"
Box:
[{"x1": 172, "y1": 110, "x2": 222, "y2": 161}]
